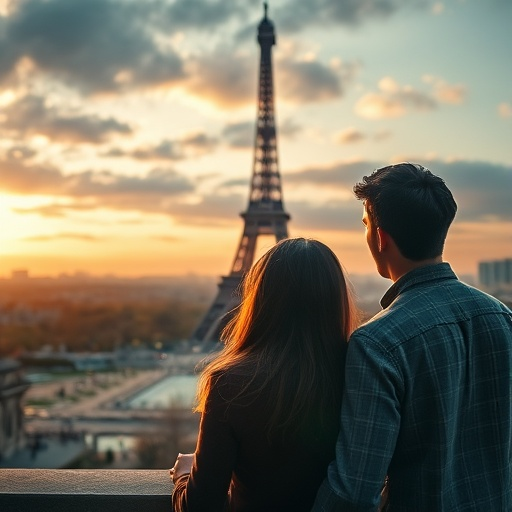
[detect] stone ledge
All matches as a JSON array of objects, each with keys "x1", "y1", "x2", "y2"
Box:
[{"x1": 0, "y1": 469, "x2": 173, "y2": 512}]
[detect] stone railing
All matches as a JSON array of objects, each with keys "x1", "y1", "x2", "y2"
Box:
[{"x1": 0, "y1": 469, "x2": 173, "y2": 512}]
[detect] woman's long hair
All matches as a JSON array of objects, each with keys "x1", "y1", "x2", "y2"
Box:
[{"x1": 195, "y1": 238, "x2": 359, "y2": 437}]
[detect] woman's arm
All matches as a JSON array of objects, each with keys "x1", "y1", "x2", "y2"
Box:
[
  {"x1": 171, "y1": 453, "x2": 194, "y2": 480},
  {"x1": 171, "y1": 376, "x2": 237, "y2": 512}
]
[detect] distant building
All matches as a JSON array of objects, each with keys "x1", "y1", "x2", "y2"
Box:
[
  {"x1": 70, "y1": 352, "x2": 115, "y2": 371},
  {"x1": 0, "y1": 359, "x2": 31, "y2": 460},
  {"x1": 21, "y1": 350, "x2": 115, "y2": 372},
  {"x1": 21, "y1": 349, "x2": 166, "y2": 371},
  {"x1": 478, "y1": 258, "x2": 512, "y2": 288},
  {"x1": 114, "y1": 348, "x2": 167, "y2": 369},
  {"x1": 11, "y1": 269, "x2": 29, "y2": 280}
]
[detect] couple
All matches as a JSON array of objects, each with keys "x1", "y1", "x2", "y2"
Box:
[{"x1": 171, "y1": 163, "x2": 512, "y2": 511}]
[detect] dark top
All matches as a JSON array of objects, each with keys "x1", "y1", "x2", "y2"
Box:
[
  {"x1": 312, "y1": 263, "x2": 512, "y2": 511},
  {"x1": 172, "y1": 369, "x2": 339, "y2": 512}
]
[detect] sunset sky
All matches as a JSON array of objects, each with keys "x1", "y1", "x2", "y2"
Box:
[{"x1": 0, "y1": 0, "x2": 511, "y2": 279}]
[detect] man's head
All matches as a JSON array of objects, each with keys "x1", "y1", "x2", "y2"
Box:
[{"x1": 354, "y1": 163, "x2": 457, "y2": 272}]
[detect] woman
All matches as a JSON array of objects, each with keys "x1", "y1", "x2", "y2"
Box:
[{"x1": 171, "y1": 238, "x2": 359, "y2": 511}]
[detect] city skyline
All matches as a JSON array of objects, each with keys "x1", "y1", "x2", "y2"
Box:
[{"x1": 0, "y1": 0, "x2": 511, "y2": 279}]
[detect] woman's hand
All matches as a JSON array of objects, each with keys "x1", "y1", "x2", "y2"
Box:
[{"x1": 170, "y1": 453, "x2": 195, "y2": 483}]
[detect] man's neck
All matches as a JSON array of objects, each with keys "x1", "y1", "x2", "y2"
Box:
[{"x1": 389, "y1": 256, "x2": 443, "y2": 283}]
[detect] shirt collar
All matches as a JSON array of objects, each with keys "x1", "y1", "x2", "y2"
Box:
[{"x1": 380, "y1": 262, "x2": 458, "y2": 309}]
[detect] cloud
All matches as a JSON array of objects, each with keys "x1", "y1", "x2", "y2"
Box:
[
  {"x1": 273, "y1": 0, "x2": 426, "y2": 32},
  {"x1": 181, "y1": 133, "x2": 219, "y2": 154},
  {"x1": 158, "y1": 0, "x2": 249, "y2": 30},
  {"x1": 185, "y1": 46, "x2": 356, "y2": 109},
  {"x1": 160, "y1": 192, "x2": 247, "y2": 227},
  {"x1": 285, "y1": 160, "x2": 379, "y2": 189},
  {"x1": 0, "y1": 153, "x2": 195, "y2": 207},
  {"x1": 421, "y1": 159, "x2": 512, "y2": 223},
  {"x1": 498, "y1": 102, "x2": 512, "y2": 118},
  {"x1": 1, "y1": 94, "x2": 132, "y2": 143},
  {"x1": 355, "y1": 77, "x2": 437, "y2": 119},
  {"x1": 106, "y1": 133, "x2": 218, "y2": 161},
  {"x1": 276, "y1": 159, "x2": 512, "y2": 233},
  {"x1": 335, "y1": 128, "x2": 391, "y2": 145},
  {"x1": 6, "y1": 145, "x2": 38, "y2": 160},
  {"x1": 0, "y1": 148, "x2": 245, "y2": 225},
  {"x1": 13, "y1": 203, "x2": 99, "y2": 218},
  {"x1": 277, "y1": 58, "x2": 351, "y2": 104},
  {"x1": 423, "y1": 75, "x2": 467, "y2": 104},
  {"x1": 185, "y1": 50, "x2": 256, "y2": 108},
  {"x1": 432, "y1": 2, "x2": 445, "y2": 15},
  {"x1": 285, "y1": 159, "x2": 512, "y2": 225},
  {"x1": 287, "y1": 198, "x2": 362, "y2": 231},
  {"x1": 4, "y1": 154, "x2": 510, "y2": 229},
  {"x1": 0, "y1": 150, "x2": 249, "y2": 226},
  {"x1": 433, "y1": 82, "x2": 466, "y2": 104},
  {"x1": 222, "y1": 118, "x2": 301, "y2": 148},
  {"x1": 151, "y1": 235, "x2": 181, "y2": 242},
  {"x1": 337, "y1": 128, "x2": 366, "y2": 144},
  {"x1": 279, "y1": 118, "x2": 302, "y2": 138},
  {"x1": 374, "y1": 130, "x2": 392, "y2": 141},
  {"x1": 0, "y1": 0, "x2": 368, "y2": 109},
  {"x1": 356, "y1": 76, "x2": 468, "y2": 119},
  {"x1": 223, "y1": 122, "x2": 254, "y2": 148},
  {"x1": 0, "y1": 0, "x2": 185, "y2": 94},
  {"x1": 67, "y1": 168, "x2": 195, "y2": 199},
  {"x1": 0, "y1": 156, "x2": 66, "y2": 194},
  {"x1": 236, "y1": 0, "x2": 432, "y2": 42},
  {"x1": 22, "y1": 232, "x2": 101, "y2": 242}
]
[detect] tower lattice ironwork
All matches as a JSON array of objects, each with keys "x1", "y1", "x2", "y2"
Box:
[{"x1": 192, "y1": 3, "x2": 290, "y2": 342}]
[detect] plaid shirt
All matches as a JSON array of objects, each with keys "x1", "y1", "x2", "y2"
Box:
[{"x1": 312, "y1": 263, "x2": 512, "y2": 512}]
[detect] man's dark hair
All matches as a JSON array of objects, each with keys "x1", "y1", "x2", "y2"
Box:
[{"x1": 353, "y1": 162, "x2": 457, "y2": 260}]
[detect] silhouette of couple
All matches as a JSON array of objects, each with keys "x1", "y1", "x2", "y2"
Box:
[{"x1": 171, "y1": 163, "x2": 512, "y2": 511}]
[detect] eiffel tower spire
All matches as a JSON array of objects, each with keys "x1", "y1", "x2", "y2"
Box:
[{"x1": 192, "y1": 3, "x2": 290, "y2": 342}]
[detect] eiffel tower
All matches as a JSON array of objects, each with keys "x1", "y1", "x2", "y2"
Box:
[{"x1": 192, "y1": 3, "x2": 290, "y2": 342}]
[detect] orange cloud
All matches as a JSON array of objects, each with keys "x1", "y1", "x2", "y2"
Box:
[
  {"x1": 498, "y1": 102, "x2": 512, "y2": 118},
  {"x1": 355, "y1": 77, "x2": 436, "y2": 119},
  {"x1": 337, "y1": 127, "x2": 365, "y2": 144}
]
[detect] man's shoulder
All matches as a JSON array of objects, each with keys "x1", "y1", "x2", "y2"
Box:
[
  {"x1": 352, "y1": 306, "x2": 403, "y2": 344},
  {"x1": 442, "y1": 279, "x2": 512, "y2": 317},
  {"x1": 353, "y1": 279, "x2": 511, "y2": 344}
]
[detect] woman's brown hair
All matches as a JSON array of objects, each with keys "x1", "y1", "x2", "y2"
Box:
[{"x1": 195, "y1": 238, "x2": 359, "y2": 437}]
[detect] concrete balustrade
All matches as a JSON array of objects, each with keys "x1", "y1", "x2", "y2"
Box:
[{"x1": 0, "y1": 469, "x2": 173, "y2": 512}]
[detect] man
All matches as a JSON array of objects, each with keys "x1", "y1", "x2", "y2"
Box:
[{"x1": 312, "y1": 163, "x2": 512, "y2": 511}]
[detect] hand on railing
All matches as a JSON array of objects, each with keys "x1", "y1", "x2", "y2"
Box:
[{"x1": 170, "y1": 453, "x2": 194, "y2": 483}]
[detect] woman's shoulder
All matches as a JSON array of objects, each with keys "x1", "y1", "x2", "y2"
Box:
[
  {"x1": 208, "y1": 364, "x2": 262, "y2": 405},
  {"x1": 211, "y1": 364, "x2": 253, "y2": 388}
]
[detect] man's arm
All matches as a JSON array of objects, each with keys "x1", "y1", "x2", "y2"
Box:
[{"x1": 312, "y1": 332, "x2": 402, "y2": 512}]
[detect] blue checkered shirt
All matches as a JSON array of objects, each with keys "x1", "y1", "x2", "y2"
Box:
[{"x1": 312, "y1": 263, "x2": 512, "y2": 511}]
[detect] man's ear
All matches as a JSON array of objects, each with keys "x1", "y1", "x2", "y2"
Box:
[{"x1": 377, "y1": 227, "x2": 389, "y2": 252}]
